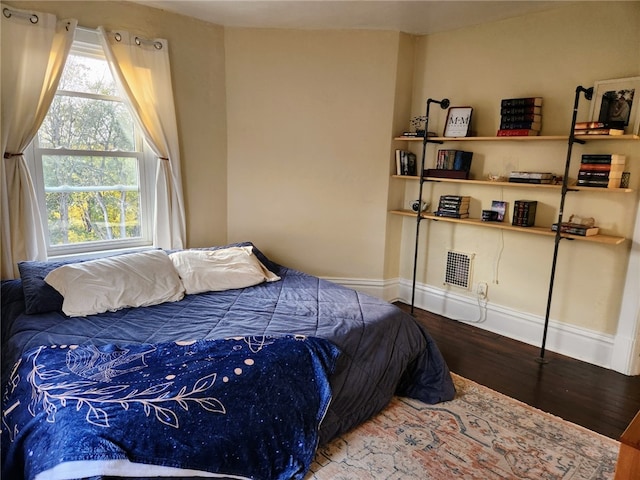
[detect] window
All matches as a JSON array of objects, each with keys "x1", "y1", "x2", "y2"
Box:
[{"x1": 28, "y1": 28, "x2": 154, "y2": 257}]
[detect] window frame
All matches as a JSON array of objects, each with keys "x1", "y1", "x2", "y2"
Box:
[{"x1": 26, "y1": 27, "x2": 156, "y2": 259}]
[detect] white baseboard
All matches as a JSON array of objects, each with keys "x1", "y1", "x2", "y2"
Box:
[{"x1": 324, "y1": 276, "x2": 632, "y2": 374}]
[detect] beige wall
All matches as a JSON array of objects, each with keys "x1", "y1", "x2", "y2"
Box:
[
  {"x1": 224, "y1": 28, "x2": 403, "y2": 277},
  {"x1": 7, "y1": 1, "x2": 640, "y2": 353},
  {"x1": 8, "y1": 1, "x2": 229, "y2": 249},
  {"x1": 402, "y1": 2, "x2": 640, "y2": 333}
]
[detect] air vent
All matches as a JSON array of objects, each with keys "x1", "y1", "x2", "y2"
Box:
[{"x1": 444, "y1": 251, "x2": 474, "y2": 289}]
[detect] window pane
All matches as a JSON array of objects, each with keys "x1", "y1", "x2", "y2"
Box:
[
  {"x1": 42, "y1": 155, "x2": 142, "y2": 245},
  {"x1": 38, "y1": 96, "x2": 135, "y2": 151},
  {"x1": 59, "y1": 53, "x2": 118, "y2": 96}
]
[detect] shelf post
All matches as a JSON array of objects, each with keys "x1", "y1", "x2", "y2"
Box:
[
  {"x1": 410, "y1": 98, "x2": 449, "y2": 315},
  {"x1": 538, "y1": 85, "x2": 593, "y2": 362}
]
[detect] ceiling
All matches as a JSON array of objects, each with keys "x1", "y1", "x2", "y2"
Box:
[{"x1": 133, "y1": 0, "x2": 577, "y2": 35}]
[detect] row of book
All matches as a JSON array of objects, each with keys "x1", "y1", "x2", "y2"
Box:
[
  {"x1": 577, "y1": 154, "x2": 627, "y2": 188},
  {"x1": 574, "y1": 121, "x2": 624, "y2": 136},
  {"x1": 395, "y1": 149, "x2": 417, "y2": 176},
  {"x1": 434, "y1": 149, "x2": 473, "y2": 171},
  {"x1": 428, "y1": 196, "x2": 602, "y2": 237},
  {"x1": 497, "y1": 97, "x2": 542, "y2": 137}
]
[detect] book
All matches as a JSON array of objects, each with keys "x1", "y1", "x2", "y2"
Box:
[
  {"x1": 438, "y1": 195, "x2": 470, "y2": 202},
  {"x1": 574, "y1": 128, "x2": 624, "y2": 136},
  {"x1": 434, "y1": 211, "x2": 470, "y2": 219},
  {"x1": 551, "y1": 223, "x2": 599, "y2": 236},
  {"x1": 500, "y1": 106, "x2": 542, "y2": 116},
  {"x1": 579, "y1": 163, "x2": 625, "y2": 172},
  {"x1": 508, "y1": 178, "x2": 553, "y2": 184},
  {"x1": 497, "y1": 129, "x2": 539, "y2": 137},
  {"x1": 512, "y1": 200, "x2": 537, "y2": 227},
  {"x1": 500, "y1": 113, "x2": 542, "y2": 123},
  {"x1": 578, "y1": 170, "x2": 623, "y2": 179},
  {"x1": 580, "y1": 154, "x2": 626, "y2": 165},
  {"x1": 499, "y1": 121, "x2": 542, "y2": 131},
  {"x1": 501, "y1": 97, "x2": 543, "y2": 107},
  {"x1": 577, "y1": 178, "x2": 622, "y2": 188},
  {"x1": 509, "y1": 171, "x2": 553, "y2": 179},
  {"x1": 453, "y1": 151, "x2": 473, "y2": 171}
]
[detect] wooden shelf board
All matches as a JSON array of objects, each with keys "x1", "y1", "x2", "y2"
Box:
[
  {"x1": 389, "y1": 209, "x2": 625, "y2": 245},
  {"x1": 394, "y1": 134, "x2": 640, "y2": 142},
  {"x1": 391, "y1": 175, "x2": 634, "y2": 193}
]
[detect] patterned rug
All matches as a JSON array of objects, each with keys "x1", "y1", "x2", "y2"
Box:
[{"x1": 307, "y1": 373, "x2": 620, "y2": 479}]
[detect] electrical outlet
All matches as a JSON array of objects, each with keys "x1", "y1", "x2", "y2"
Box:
[{"x1": 477, "y1": 282, "x2": 488, "y2": 299}]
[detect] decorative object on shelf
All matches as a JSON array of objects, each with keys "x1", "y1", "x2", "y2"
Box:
[
  {"x1": 577, "y1": 153, "x2": 626, "y2": 188},
  {"x1": 443, "y1": 106, "x2": 473, "y2": 137},
  {"x1": 498, "y1": 97, "x2": 542, "y2": 136},
  {"x1": 411, "y1": 200, "x2": 429, "y2": 213},
  {"x1": 621, "y1": 171, "x2": 631, "y2": 188},
  {"x1": 589, "y1": 76, "x2": 640, "y2": 135},
  {"x1": 490, "y1": 200, "x2": 507, "y2": 221},
  {"x1": 409, "y1": 116, "x2": 428, "y2": 137},
  {"x1": 410, "y1": 96, "x2": 450, "y2": 315},
  {"x1": 540, "y1": 84, "x2": 593, "y2": 364},
  {"x1": 486, "y1": 174, "x2": 505, "y2": 182}
]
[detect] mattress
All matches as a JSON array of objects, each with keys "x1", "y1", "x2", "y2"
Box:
[{"x1": 1, "y1": 243, "x2": 455, "y2": 478}]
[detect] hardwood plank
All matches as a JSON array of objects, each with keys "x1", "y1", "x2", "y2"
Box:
[{"x1": 398, "y1": 303, "x2": 640, "y2": 440}]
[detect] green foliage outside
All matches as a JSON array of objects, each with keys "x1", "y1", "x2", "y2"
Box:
[{"x1": 38, "y1": 53, "x2": 143, "y2": 246}]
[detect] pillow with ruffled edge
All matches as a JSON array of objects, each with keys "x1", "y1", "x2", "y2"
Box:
[
  {"x1": 44, "y1": 250, "x2": 185, "y2": 317},
  {"x1": 169, "y1": 246, "x2": 280, "y2": 295}
]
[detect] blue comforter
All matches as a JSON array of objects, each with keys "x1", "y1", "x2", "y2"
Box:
[
  {"x1": 1, "y1": 246, "x2": 455, "y2": 478},
  {"x1": 2, "y1": 336, "x2": 338, "y2": 480}
]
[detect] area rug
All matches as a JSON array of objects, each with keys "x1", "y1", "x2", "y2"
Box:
[{"x1": 307, "y1": 373, "x2": 619, "y2": 479}]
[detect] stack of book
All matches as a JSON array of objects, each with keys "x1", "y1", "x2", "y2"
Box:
[
  {"x1": 497, "y1": 97, "x2": 542, "y2": 137},
  {"x1": 435, "y1": 195, "x2": 470, "y2": 218},
  {"x1": 577, "y1": 154, "x2": 626, "y2": 188},
  {"x1": 551, "y1": 222, "x2": 599, "y2": 237},
  {"x1": 512, "y1": 200, "x2": 537, "y2": 227},
  {"x1": 395, "y1": 149, "x2": 417, "y2": 176},
  {"x1": 574, "y1": 121, "x2": 624, "y2": 136},
  {"x1": 508, "y1": 171, "x2": 554, "y2": 184}
]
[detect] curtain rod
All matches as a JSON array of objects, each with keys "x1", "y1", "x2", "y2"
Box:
[{"x1": 2, "y1": 6, "x2": 38, "y2": 24}]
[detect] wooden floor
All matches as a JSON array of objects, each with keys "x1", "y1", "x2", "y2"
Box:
[{"x1": 397, "y1": 303, "x2": 640, "y2": 440}]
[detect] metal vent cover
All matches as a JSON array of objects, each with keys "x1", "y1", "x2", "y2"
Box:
[{"x1": 444, "y1": 251, "x2": 474, "y2": 289}]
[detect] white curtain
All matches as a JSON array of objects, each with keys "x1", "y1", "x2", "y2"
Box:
[
  {"x1": 1, "y1": 5, "x2": 77, "y2": 278},
  {"x1": 98, "y1": 27, "x2": 186, "y2": 250}
]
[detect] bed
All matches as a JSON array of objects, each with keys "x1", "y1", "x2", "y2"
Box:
[{"x1": 1, "y1": 242, "x2": 455, "y2": 480}]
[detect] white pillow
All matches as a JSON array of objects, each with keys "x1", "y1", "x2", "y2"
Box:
[
  {"x1": 169, "y1": 246, "x2": 280, "y2": 295},
  {"x1": 44, "y1": 250, "x2": 185, "y2": 317}
]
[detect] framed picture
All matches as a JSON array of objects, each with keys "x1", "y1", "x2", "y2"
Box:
[
  {"x1": 589, "y1": 76, "x2": 640, "y2": 135},
  {"x1": 443, "y1": 107, "x2": 473, "y2": 137}
]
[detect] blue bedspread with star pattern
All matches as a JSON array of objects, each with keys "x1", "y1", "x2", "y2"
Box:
[{"x1": 2, "y1": 336, "x2": 339, "y2": 480}]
